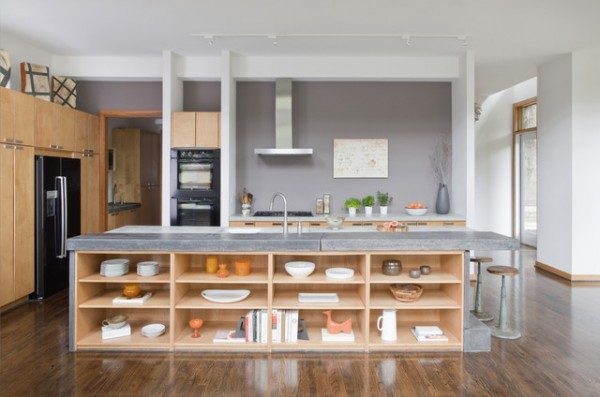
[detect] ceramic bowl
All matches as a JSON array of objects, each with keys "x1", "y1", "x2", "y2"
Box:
[
  {"x1": 284, "y1": 261, "x2": 316, "y2": 278},
  {"x1": 405, "y1": 208, "x2": 428, "y2": 216},
  {"x1": 141, "y1": 323, "x2": 166, "y2": 338},
  {"x1": 325, "y1": 216, "x2": 344, "y2": 229},
  {"x1": 102, "y1": 314, "x2": 128, "y2": 329}
]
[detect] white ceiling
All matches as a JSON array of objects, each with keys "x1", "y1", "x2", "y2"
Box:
[{"x1": 1, "y1": 0, "x2": 600, "y2": 99}]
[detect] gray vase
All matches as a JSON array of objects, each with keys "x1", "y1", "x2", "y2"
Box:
[{"x1": 436, "y1": 183, "x2": 450, "y2": 214}]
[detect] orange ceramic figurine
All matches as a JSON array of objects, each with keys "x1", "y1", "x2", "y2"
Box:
[
  {"x1": 216, "y1": 263, "x2": 229, "y2": 278},
  {"x1": 322, "y1": 310, "x2": 352, "y2": 334},
  {"x1": 189, "y1": 318, "x2": 203, "y2": 338},
  {"x1": 122, "y1": 283, "x2": 141, "y2": 298}
]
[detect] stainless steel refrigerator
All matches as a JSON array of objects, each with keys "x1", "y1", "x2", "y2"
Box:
[{"x1": 33, "y1": 156, "x2": 81, "y2": 299}]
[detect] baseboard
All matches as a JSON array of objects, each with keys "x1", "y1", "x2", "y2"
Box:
[
  {"x1": 0, "y1": 296, "x2": 29, "y2": 313},
  {"x1": 535, "y1": 261, "x2": 600, "y2": 282}
]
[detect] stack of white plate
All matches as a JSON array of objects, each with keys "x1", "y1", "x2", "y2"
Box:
[
  {"x1": 137, "y1": 261, "x2": 160, "y2": 277},
  {"x1": 141, "y1": 323, "x2": 166, "y2": 338},
  {"x1": 100, "y1": 259, "x2": 129, "y2": 277}
]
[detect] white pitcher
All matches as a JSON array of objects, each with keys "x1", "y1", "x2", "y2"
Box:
[{"x1": 377, "y1": 309, "x2": 397, "y2": 341}]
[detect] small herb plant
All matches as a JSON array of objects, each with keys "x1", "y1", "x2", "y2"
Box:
[
  {"x1": 377, "y1": 191, "x2": 393, "y2": 206},
  {"x1": 344, "y1": 198, "x2": 361, "y2": 209},
  {"x1": 362, "y1": 195, "x2": 375, "y2": 207}
]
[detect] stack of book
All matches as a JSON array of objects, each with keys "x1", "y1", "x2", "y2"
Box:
[
  {"x1": 411, "y1": 325, "x2": 449, "y2": 342},
  {"x1": 271, "y1": 309, "x2": 299, "y2": 343},
  {"x1": 112, "y1": 292, "x2": 153, "y2": 305},
  {"x1": 101, "y1": 323, "x2": 131, "y2": 340},
  {"x1": 243, "y1": 309, "x2": 269, "y2": 343}
]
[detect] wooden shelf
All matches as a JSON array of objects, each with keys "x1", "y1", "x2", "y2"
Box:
[
  {"x1": 369, "y1": 290, "x2": 460, "y2": 310},
  {"x1": 78, "y1": 289, "x2": 170, "y2": 309},
  {"x1": 77, "y1": 328, "x2": 170, "y2": 350},
  {"x1": 174, "y1": 322, "x2": 267, "y2": 351},
  {"x1": 368, "y1": 322, "x2": 461, "y2": 351},
  {"x1": 369, "y1": 272, "x2": 460, "y2": 284},
  {"x1": 272, "y1": 325, "x2": 365, "y2": 352},
  {"x1": 272, "y1": 291, "x2": 365, "y2": 310},
  {"x1": 176, "y1": 271, "x2": 268, "y2": 284},
  {"x1": 79, "y1": 267, "x2": 170, "y2": 283},
  {"x1": 273, "y1": 272, "x2": 365, "y2": 284},
  {"x1": 176, "y1": 289, "x2": 268, "y2": 309}
]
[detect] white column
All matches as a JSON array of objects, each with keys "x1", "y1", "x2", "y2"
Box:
[
  {"x1": 220, "y1": 50, "x2": 236, "y2": 226},
  {"x1": 161, "y1": 50, "x2": 183, "y2": 226}
]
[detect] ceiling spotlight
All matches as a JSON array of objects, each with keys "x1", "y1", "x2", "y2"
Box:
[
  {"x1": 459, "y1": 35, "x2": 468, "y2": 47},
  {"x1": 268, "y1": 35, "x2": 278, "y2": 45},
  {"x1": 402, "y1": 35, "x2": 411, "y2": 46},
  {"x1": 204, "y1": 35, "x2": 214, "y2": 46}
]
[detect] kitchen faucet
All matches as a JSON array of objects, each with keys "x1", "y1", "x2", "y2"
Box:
[
  {"x1": 269, "y1": 192, "x2": 288, "y2": 235},
  {"x1": 112, "y1": 184, "x2": 118, "y2": 204}
]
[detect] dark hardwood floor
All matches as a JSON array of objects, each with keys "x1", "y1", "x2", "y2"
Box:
[{"x1": 2, "y1": 248, "x2": 600, "y2": 396}]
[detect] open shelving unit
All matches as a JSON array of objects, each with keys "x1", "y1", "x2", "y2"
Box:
[{"x1": 73, "y1": 250, "x2": 463, "y2": 352}]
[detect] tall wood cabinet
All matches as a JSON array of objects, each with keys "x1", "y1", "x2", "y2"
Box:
[
  {"x1": 0, "y1": 87, "x2": 35, "y2": 146},
  {"x1": 171, "y1": 111, "x2": 220, "y2": 148},
  {"x1": 34, "y1": 99, "x2": 76, "y2": 151}
]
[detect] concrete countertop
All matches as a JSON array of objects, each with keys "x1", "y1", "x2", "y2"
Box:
[
  {"x1": 107, "y1": 202, "x2": 141, "y2": 214},
  {"x1": 67, "y1": 226, "x2": 517, "y2": 252},
  {"x1": 229, "y1": 212, "x2": 465, "y2": 222}
]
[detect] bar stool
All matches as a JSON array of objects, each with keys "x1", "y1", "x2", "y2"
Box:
[
  {"x1": 470, "y1": 256, "x2": 494, "y2": 321},
  {"x1": 487, "y1": 265, "x2": 521, "y2": 339}
]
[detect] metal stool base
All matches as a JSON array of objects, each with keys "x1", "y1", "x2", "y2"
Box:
[
  {"x1": 470, "y1": 309, "x2": 494, "y2": 322},
  {"x1": 491, "y1": 326, "x2": 521, "y2": 340}
]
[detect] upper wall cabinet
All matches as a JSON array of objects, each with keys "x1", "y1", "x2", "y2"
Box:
[
  {"x1": 74, "y1": 110, "x2": 99, "y2": 155},
  {"x1": 34, "y1": 99, "x2": 76, "y2": 152},
  {"x1": 0, "y1": 87, "x2": 35, "y2": 146},
  {"x1": 171, "y1": 111, "x2": 220, "y2": 148}
]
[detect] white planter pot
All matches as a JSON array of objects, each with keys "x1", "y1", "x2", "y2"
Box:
[
  {"x1": 348, "y1": 207, "x2": 357, "y2": 217},
  {"x1": 364, "y1": 206, "x2": 373, "y2": 216},
  {"x1": 380, "y1": 206, "x2": 388, "y2": 215}
]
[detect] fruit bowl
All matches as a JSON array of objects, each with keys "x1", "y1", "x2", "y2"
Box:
[{"x1": 405, "y1": 208, "x2": 428, "y2": 216}]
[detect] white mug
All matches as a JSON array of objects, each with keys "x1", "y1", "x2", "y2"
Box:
[{"x1": 377, "y1": 309, "x2": 397, "y2": 341}]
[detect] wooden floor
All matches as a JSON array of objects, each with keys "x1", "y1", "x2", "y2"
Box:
[{"x1": 2, "y1": 247, "x2": 600, "y2": 396}]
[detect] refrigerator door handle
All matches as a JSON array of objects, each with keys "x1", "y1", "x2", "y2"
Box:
[{"x1": 56, "y1": 176, "x2": 68, "y2": 259}]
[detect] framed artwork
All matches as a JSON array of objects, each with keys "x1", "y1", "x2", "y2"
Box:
[
  {"x1": 20, "y1": 62, "x2": 51, "y2": 101},
  {"x1": 0, "y1": 49, "x2": 10, "y2": 88},
  {"x1": 333, "y1": 138, "x2": 388, "y2": 178},
  {"x1": 52, "y1": 76, "x2": 77, "y2": 108}
]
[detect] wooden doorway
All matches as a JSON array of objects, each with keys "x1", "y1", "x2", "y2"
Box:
[{"x1": 98, "y1": 110, "x2": 162, "y2": 231}]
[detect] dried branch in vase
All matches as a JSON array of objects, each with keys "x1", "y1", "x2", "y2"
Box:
[{"x1": 430, "y1": 135, "x2": 451, "y2": 185}]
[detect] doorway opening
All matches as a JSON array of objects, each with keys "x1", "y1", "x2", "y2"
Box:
[{"x1": 512, "y1": 98, "x2": 537, "y2": 247}]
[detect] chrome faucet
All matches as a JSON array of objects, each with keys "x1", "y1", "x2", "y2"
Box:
[
  {"x1": 112, "y1": 183, "x2": 118, "y2": 204},
  {"x1": 269, "y1": 192, "x2": 288, "y2": 235}
]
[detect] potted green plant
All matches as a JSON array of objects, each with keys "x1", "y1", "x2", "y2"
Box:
[
  {"x1": 344, "y1": 198, "x2": 361, "y2": 217},
  {"x1": 362, "y1": 195, "x2": 375, "y2": 216},
  {"x1": 377, "y1": 191, "x2": 393, "y2": 215}
]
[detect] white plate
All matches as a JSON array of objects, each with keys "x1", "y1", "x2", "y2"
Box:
[
  {"x1": 101, "y1": 258, "x2": 129, "y2": 267},
  {"x1": 298, "y1": 292, "x2": 339, "y2": 303},
  {"x1": 325, "y1": 267, "x2": 355, "y2": 279},
  {"x1": 201, "y1": 289, "x2": 251, "y2": 303},
  {"x1": 141, "y1": 323, "x2": 166, "y2": 338},
  {"x1": 137, "y1": 270, "x2": 159, "y2": 277},
  {"x1": 101, "y1": 269, "x2": 128, "y2": 277}
]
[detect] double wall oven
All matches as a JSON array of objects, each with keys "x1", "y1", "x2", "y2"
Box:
[{"x1": 170, "y1": 149, "x2": 220, "y2": 226}]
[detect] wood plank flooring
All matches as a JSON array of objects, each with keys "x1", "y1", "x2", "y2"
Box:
[{"x1": 1, "y1": 247, "x2": 600, "y2": 396}]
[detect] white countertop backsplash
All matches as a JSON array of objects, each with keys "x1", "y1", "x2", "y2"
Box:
[{"x1": 229, "y1": 212, "x2": 465, "y2": 222}]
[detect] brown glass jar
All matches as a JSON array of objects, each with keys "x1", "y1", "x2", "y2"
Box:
[{"x1": 382, "y1": 259, "x2": 402, "y2": 276}]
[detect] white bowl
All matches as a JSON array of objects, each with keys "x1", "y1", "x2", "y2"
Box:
[
  {"x1": 141, "y1": 323, "x2": 166, "y2": 338},
  {"x1": 405, "y1": 208, "x2": 428, "y2": 216},
  {"x1": 284, "y1": 261, "x2": 316, "y2": 278},
  {"x1": 325, "y1": 267, "x2": 355, "y2": 279}
]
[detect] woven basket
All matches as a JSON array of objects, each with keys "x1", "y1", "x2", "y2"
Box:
[{"x1": 389, "y1": 284, "x2": 423, "y2": 302}]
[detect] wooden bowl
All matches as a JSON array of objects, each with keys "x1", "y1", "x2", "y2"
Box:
[{"x1": 389, "y1": 284, "x2": 423, "y2": 302}]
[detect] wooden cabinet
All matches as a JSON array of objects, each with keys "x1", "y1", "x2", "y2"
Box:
[
  {"x1": 0, "y1": 144, "x2": 34, "y2": 306},
  {"x1": 80, "y1": 154, "x2": 101, "y2": 234},
  {"x1": 171, "y1": 111, "x2": 220, "y2": 148},
  {"x1": 34, "y1": 99, "x2": 75, "y2": 151},
  {"x1": 0, "y1": 87, "x2": 35, "y2": 146},
  {"x1": 112, "y1": 128, "x2": 141, "y2": 203},
  {"x1": 107, "y1": 208, "x2": 140, "y2": 230},
  {"x1": 75, "y1": 111, "x2": 99, "y2": 155}
]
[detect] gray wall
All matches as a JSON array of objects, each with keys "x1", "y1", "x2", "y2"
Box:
[
  {"x1": 183, "y1": 81, "x2": 221, "y2": 111},
  {"x1": 236, "y1": 81, "x2": 451, "y2": 213},
  {"x1": 76, "y1": 81, "x2": 162, "y2": 114}
]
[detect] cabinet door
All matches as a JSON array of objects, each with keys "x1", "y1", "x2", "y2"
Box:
[
  {"x1": 56, "y1": 105, "x2": 75, "y2": 151},
  {"x1": 107, "y1": 212, "x2": 120, "y2": 231},
  {"x1": 87, "y1": 114, "x2": 99, "y2": 154},
  {"x1": 74, "y1": 110, "x2": 88, "y2": 153},
  {"x1": 171, "y1": 112, "x2": 196, "y2": 148},
  {"x1": 81, "y1": 154, "x2": 101, "y2": 234},
  {"x1": 0, "y1": 145, "x2": 15, "y2": 305},
  {"x1": 34, "y1": 99, "x2": 57, "y2": 149},
  {"x1": 0, "y1": 88, "x2": 15, "y2": 144},
  {"x1": 14, "y1": 91, "x2": 35, "y2": 146},
  {"x1": 195, "y1": 112, "x2": 220, "y2": 148},
  {"x1": 13, "y1": 145, "x2": 34, "y2": 299},
  {"x1": 112, "y1": 128, "x2": 141, "y2": 202}
]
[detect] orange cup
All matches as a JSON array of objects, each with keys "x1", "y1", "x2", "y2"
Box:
[
  {"x1": 234, "y1": 259, "x2": 251, "y2": 276},
  {"x1": 206, "y1": 256, "x2": 218, "y2": 273}
]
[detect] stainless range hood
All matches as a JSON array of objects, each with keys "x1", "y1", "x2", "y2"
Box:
[{"x1": 254, "y1": 78, "x2": 314, "y2": 156}]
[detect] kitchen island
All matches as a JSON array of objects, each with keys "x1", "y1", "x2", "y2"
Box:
[{"x1": 67, "y1": 227, "x2": 517, "y2": 353}]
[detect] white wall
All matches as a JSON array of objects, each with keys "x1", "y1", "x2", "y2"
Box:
[
  {"x1": 220, "y1": 51, "x2": 236, "y2": 225},
  {"x1": 0, "y1": 32, "x2": 53, "y2": 90},
  {"x1": 473, "y1": 78, "x2": 537, "y2": 236},
  {"x1": 537, "y1": 55, "x2": 573, "y2": 274},
  {"x1": 571, "y1": 50, "x2": 600, "y2": 275}
]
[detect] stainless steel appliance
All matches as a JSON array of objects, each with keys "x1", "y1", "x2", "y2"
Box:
[
  {"x1": 33, "y1": 156, "x2": 81, "y2": 299},
  {"x1": 171, "y1": 149, "x2": 220, "y2": 226}
]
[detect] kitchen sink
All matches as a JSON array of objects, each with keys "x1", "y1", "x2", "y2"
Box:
[{"x1": 253, "y1": 210, "x2": 313, "y2": 217}]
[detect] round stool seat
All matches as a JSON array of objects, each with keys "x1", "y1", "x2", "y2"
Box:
[
  {"x1": 470, "y1": 256, "x2": 493, "y2": 263},
  {"x1": 487, "y1": 266, "x2": 518, "y2": 276}
]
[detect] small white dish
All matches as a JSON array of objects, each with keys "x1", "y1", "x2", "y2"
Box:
[
  {"x1": 298, "y1": 292, "x2": 339, "y2": 303},
  {"x1": 201, "y1": 289, "x2": 251, "y2": 303},
  {"x1": 284, "y1": 261, "x2": 316, "y2": 278},
  {"x1": 405, "y1": 208, "x2": 428, "y2": 216},
  {"x1": 137, "y1": 261, "x2": 159, "y2": 276},
  {"x1": 141, "y1": 323, "x2": 166, "y2": 338},
  {"x1": 325, "y1": 267, "x2": 355, "y2": 279}
]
